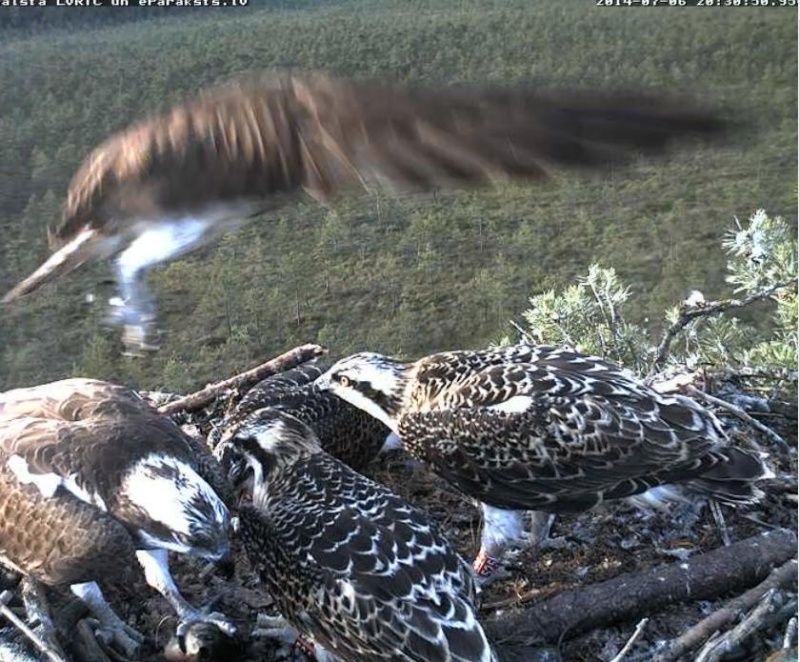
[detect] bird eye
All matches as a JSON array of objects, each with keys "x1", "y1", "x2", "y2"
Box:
[{"x1": 338, "y1": 375, "x2": 351, "y2": 388}]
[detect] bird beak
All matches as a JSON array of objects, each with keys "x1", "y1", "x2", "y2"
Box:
[
  {"x1": 2, "y1": 227, "x2": 107, "y2": 303},
  {"x1": 314, "y1": 372, "x2": 332, "y2": 391}
]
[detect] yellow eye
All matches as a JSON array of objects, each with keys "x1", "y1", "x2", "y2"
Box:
[{"x1": 338, "y1": 375, "x2": 351, "y2": 387}]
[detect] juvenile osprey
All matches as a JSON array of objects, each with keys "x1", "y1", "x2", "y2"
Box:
[
  {"x1": 215, "y1": 408, "x2": 497, "y2": 662},
  {"x1": 2, "y1": 72, "x2": 728, "y2": 351},
  {"x1": 0, "y1": 378, "x2": 235, "y2": 656},
  {"x1": 210, "y1": 362, "x2": 390, "y2": 471},
  {"x1": 315, "y1": 344, "x2": 773, "y2": 580}
]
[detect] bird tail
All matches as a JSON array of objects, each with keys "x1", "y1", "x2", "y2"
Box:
[
  {"x1": 2, "y1": 227, "x2": 108, "y2": 303},
  {"x1": 687, "y1": 447, "x2": 774, "y2": 505}
]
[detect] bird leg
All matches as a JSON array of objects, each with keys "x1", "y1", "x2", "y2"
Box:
[
  {"x1": 135, "y1": 549, "x2": 236, "y2": 637},
  {"x1": 473, "y1": 505, "x2": 525, "y2": 584},
  {"x1": 107, "y1": 216, "x2": 237, "y2": 353},
  {"x1": 252, "y1": 614, "x2": 335, "y2": 662},
  {"x1": 69, "y1": 581, "x2": 144, "y2": 658}
]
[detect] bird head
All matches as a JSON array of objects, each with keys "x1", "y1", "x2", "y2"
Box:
[
  {"x1": 214, "y1": 409, "x2": 321, "y2": 505},
  {"x1": 314, "y1": 352, "x2": 408, "y2": 434}
]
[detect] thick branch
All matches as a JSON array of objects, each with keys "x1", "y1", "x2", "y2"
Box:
[
  {"x1": 158, "y1": 344, "x2": 327, "y2": 416},
  {"x1": 484, "y1": 528, "x2": 797, "y2": 645},
  {"x1": 648, "y1": 281, "x2": 797, "y2": 377}
]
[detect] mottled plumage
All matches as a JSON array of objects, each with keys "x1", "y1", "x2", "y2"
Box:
[
  {"x1": 0, "y1": 378, "x2": 234, "y2": 653},
  {"x1": 215, "y1": 409, "x2": 497, "y2": 662},
  {"x1": 211, "y1": 363, "x2": 389, "y2": 471},
  {"x1": 2, "y1": 72, "x2": 728, "y2": 351},
  {"x1": 316, "y1": 344, "x2": 772, "y2": 577}
]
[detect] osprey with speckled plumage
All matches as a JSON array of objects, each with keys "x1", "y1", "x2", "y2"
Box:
[
  {"x1": 315, "y1": 344, "x2": 773, "y2": 580},
  {"x1": 1, "y1": 72, "x2": 729, "y2": 352},
  {"x1": 215, "y1": 408, "x2": 497, "y2": 662},
  {"x1": 209, "y1": 362, "x2": 391, "y2": 471},
  {"x1": 0, "y1": 378, "x2": 235, "y2": 657}
]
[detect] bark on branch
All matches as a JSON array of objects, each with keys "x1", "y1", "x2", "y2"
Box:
[
  {"x1": 484, "y1": 528, "x2": 798, "y2": 646},
  {"x1": 157, "y1": 343, "x2": 327, "y2": 417},
  {"x1": 648, "y1": 281, "x2": 797, "y2": 377}
]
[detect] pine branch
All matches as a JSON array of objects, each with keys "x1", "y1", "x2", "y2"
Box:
[{"x1": 648, "y1": 280, "x2": 797, "y2": 378}]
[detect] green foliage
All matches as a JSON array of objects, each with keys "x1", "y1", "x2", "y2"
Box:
[
  {"x1": 512, "y1": 211, "x2": 798, "y2": 377},
  {"x1": 0, "y1": 1, "x2": 796, "y2": 391}
]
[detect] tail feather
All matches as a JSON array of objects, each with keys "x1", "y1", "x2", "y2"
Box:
[
  {"x1": 2, "y1": 228, "x2": 105, "y2": 303},
  {"x1": 688, "y1": 447, "x2": 773, "y2": 505}
]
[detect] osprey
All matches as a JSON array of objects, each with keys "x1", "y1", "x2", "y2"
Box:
[
  {"x1": 0, "y1": 378, "x2": 235, "y2": 656},
  {"x1": 2, "y1": 72, "x2": 728, "y2": 351},
  {"x1": 215, "y1": 408, "x2": 497, "y2": 662},
  {"x1": 210, "y1": 362, "x2": 391, "y2": 471},
  {"x1": 315, "y1": 344, "x2": 773, "y2": 580}
]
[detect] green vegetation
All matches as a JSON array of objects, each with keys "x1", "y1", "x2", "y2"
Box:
[
  {"x1": 508, "y1": 210, "x2": 797, "y2": 387},
  {"x1": 0, "y1": 0, "x2": 796, "y2": 392}
]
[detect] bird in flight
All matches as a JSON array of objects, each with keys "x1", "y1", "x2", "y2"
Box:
[
  {"x1": 2, "y1": 72, "x2": 728, "y2": 352},
  {"x1": 315, "y1": 344, "x2": 772, "y2": 581}
]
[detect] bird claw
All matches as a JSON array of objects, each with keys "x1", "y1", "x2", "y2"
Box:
[
  {"x1": 105, "y1": 297, "x2": 161, "y2": 354},
  {"x1": 252, "y1": 613, "x2": 298, "y2": 643},
  {"x1": 86, "y1": 616, "x2": 145, "y2": 659},
  {"x1": 177, "y1": 610, "x2": 237, "y2": 639}
]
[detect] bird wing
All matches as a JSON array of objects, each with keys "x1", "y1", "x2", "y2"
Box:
[
  {"x1": 398, "y1": 388, "x2": 724, "y2": 512},
  {"x1": 254, "y1": 453, "x2": 491, "y2": 661},
  {"x1": 0, "y1": 418, "x2": 137, "y2": 585},
  {"x1": 0, "y1": 378, "x2": 153, "y2": 422},
  {"x1": 55, "y1": 72, "x2": 727, "y2": 245}
]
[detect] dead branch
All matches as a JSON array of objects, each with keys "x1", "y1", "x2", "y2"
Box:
[
  {"x1": 648, "y1": 281, "x2": 797, "y2": 377},
  {"x1": 484, "y1": 528, "x2": 797, "y2": 646},
  {"x1": 157, "y1": 344, "x2": 327, "y2": 417},
  {"x1": 0, "y1": 583, "x2": 68, "y2": 662},
  {"x1": 609, "y1": 618, "x2": 649, "y2": 662},
  {"x1": 696, "y1": 590, "x2": 796, "y2": 662},
  {"x1": 685, "y1": 385, "x2": 788, "y2": 448},
  {"x1": 652, "y1": 558, "x2": 798, "y2": 662}
]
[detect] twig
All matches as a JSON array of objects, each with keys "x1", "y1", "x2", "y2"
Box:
[
  {"x1": 158, "y1": 343, "x2": 327, "y2": 416},
  {"x1": 609, "y1": 618, "x2": 649, "y2": 662},
  {"x1": 695, "y1": 591, "x2": 796, "y2": 662},
  {"x1": 783, "y1": 615, "x2": 798, "y2": 649},
  {"x1": 482, "y1": 585, "x2": 562, "y2": 610},
  {"x1": 685, "y1": 384, "x2": 788, "y2": 448},
  {"x1": 75, "y1": 618, "x2": 113, "y2": 662},
  {"x1": 0, "y1": 589, "x2": 67, "y2": 662},
  {"x1": 651, "y1": 557, "x2": 798, "y2": 662},
  {"x1": 648, "y1": 280, "x2": 797, "y2": 377}
]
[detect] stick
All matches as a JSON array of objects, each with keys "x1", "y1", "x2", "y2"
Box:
[
  {"x1": 685, "y1": 385, "x2": 788, "y2": 448},
  {"x1": 648, "y1": 281, "x2": 796, "y2": 377},
  {"x1": 609, "y1": 618, "x2": 649, "y2": 662},
  {"x1": 652, "y1": 557, "x2": 798, "y2": 662},
  {"x1": 484, "y1": 528, "x2": 797, "y2": 646},
  {"x1": 158, "y1": 344, "x2": 327, "y2": 416},
  {"x1": 0, "y1": 588, "x2": 67, "y2": 662},
  {"x1": 695, "y1": 591, "x2": 796, "y2": 662}
]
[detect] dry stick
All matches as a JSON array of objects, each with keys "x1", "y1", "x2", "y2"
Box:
[
  {"x1": 652, "y1": 557, "x2": 798, "y2": 662},
  {"x1": 484, "y1": 528, "x2": 797, "y2": 646},
  {"x1": 696, "y1": 591, "x2": 797, "y2": 662},
  {"x1": 0, "y1": 589, "x2": 67, "y2": 662},
  {"x1": 158, "y1": 343, "x2": 327, "y2": 417},
  {"x1": 609, "y1": 618, "x2": 649, "y2": 662},
  {"x1": 648, "y1": 280, "x2": 797, "y2": 378},
  {"x1": 685, "y1": 384, "x2": 788, "y2": 448}
]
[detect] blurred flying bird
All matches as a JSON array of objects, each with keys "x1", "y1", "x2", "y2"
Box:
[{"x1": 1, "y1": 72, "x2": 729, "y2": 352}]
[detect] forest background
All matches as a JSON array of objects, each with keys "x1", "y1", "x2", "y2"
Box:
[{"x1": 0, "y1": 0, "x2": 796, "y2": 392}]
